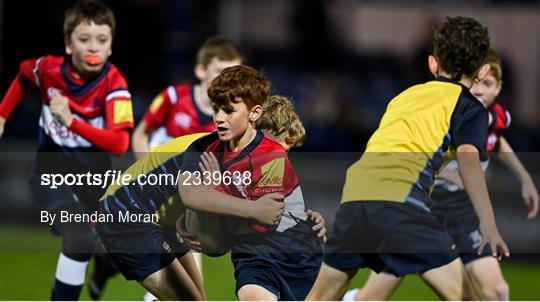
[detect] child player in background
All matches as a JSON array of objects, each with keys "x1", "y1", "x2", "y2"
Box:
[{"x1": 131, "y1": 36, "x2": 243, "y2": 157}]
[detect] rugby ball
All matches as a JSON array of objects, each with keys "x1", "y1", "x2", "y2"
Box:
[{"x1": 184, "y1": 209, "x2": 230, "y2": 257}]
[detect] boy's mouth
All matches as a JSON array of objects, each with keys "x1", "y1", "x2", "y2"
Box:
[
  {"x1": 217, "y1": 126, "x2": 229, "y2": 135},
  {"x1": 84, "y1": 55, "x2": 102, "y2": 66}
]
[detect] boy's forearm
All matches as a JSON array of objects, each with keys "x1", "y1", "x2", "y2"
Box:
[
  {"x1": 69, "y1": 119, "x2": 130, "y2": 155},
  {"x1": 498, "y1": 137, "x2": 533, "y2": 184},
  {"x1": 0, "y1": 74, "x2": 33, "y2": 119},
  {"x1": 457, "y1": 145, "x2": 497, "y2": 227},
  {"x1": 179, "y1": 181, "x2": 254, "y2": 219}
]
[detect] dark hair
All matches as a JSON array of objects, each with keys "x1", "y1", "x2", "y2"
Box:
[
  {"x1": 64, "y1": 0, "x2": 116, "y2": 43},
  {"x1": 197, "y1": 36, "x2": 243, "y2": 67},
  {"x1": 208, "y1": 65, "x2": 271, "y2": 110},
  {"x1": 433, "y1": 16, "x2": 489, "y2": 81}
]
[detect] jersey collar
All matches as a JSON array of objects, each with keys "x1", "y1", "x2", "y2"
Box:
[
  {"x1": 220, "y1": 129, "x2": 264, "y2": 171},
  {"x1": 61, "y1": 59, "x2": 112, "y2": 97}
]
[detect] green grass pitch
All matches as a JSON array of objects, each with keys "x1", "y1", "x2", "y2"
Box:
[{"x1": 1, "y1": 224, "x2": 539, "y2": 300}]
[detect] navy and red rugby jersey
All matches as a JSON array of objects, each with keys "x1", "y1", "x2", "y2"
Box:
[
  {"x1": 486, "y1": 102, "x2": 511, "y2": 155},
  {"x1": 181, "y1": 130, "x2": 307, "y2": 233},
  {"x1": 2, "y1": 55, "x2": 134, "y2": 173},
  {"x1": 143, "y1": 84, "x2": 215, "y2": 147}
]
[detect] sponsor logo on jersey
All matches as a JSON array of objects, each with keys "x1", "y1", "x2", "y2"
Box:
[
  {"x1": 258, "y1": 158, "x2": 285, "y2": 187},
  {"x1": 175, "y1": 112, "x2": 192, "y2": 129}
]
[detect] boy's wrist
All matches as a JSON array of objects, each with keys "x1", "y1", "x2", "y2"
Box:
[
  {"x1": 66, "y1": 116, "x2": 75, "y2": 128},
  {"x1": 245, "y1": 202, "x2": 257, "y2": 220},
  {"x1": 521, "y1": 175, "x2": 534, "y2": 186}
]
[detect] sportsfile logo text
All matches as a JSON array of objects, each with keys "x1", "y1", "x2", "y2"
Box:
[{"x1": 40, "y1": 170, "x2": 181, "y2": 189}]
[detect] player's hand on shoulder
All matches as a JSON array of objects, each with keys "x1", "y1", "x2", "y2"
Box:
[
  {"x1": 521, "y1": 179, "x2": 539, "y2": 220},
  {"x1": 307, "y1": 209, "x2": 327, "y2": 243},
  {"x1": 176, "y1": 214, "x2": 202, "y2": 252},
  {"x1": 0, "y1": 116, "x2": 5, "y2": 138},
  {"x1": 478, "y1": 221, "x2": 510, "y2": 261},
  {"x1": 252, "y1": 193, "x2": 284, "y2": 226},
  {"x1": 49, "y1": 90, "x2": 73, "y2": 127}
]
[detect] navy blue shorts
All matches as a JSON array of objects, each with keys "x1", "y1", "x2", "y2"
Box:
[
  {"x1": 232, "y1": 218, "x2": 323, "y2": 300},
  {"x1": 431, "y1": 183, "x2": 492, "y2": 264},
  {"x1": 96, "y1": 211, "x2": 190, "y2": 280},
  {"x1": 234, "y1": 263, "x2": 318, "y2": 300},
  {"x1": 324, "y1": 201, "x2": 458, "y2": 277}
]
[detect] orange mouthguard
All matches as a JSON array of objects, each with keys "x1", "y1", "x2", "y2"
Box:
[{"x1": 84, "y1": 55, "x2": 102, "y2": 65}]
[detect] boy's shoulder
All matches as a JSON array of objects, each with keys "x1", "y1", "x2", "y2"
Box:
[
  {"x1": 39, "y1": 54, "x2": 65, "y2": 66},
  {"x1": 255, "y1": 133, "x2": 286, "y2": 154},
  {"x1": 33, "y1": 55, "x2": 65, "y2": 74},
  {"x1": 161, "y1": 83, "x2": 194, "y2": 105},
  {"x1": 103, "y1": 61, "x2": 128, "y2": 84},
  {"x1": 156, "y1": 132, "x2": 213, "y2": 153}
]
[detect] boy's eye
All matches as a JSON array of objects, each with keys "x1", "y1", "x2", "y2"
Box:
[
  {"x1": 98, "y1": 38, "x2": 109, "y2": 44},
  {"x1": 78, "y1": 38, "x2": 89, "y2": 42}
]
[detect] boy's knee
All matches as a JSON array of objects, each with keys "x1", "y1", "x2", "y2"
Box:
[
  {"x1": 481, "y1": 281, "x2": 509, "y2": 300},
  {"x1": 356, "y1": 288, "x2": 390, "y2": 301},
  {"x1": 237, "y1": 285, "x2": 277, "y2": 301}
]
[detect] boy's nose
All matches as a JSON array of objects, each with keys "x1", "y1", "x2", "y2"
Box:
[
  {"x1": 214, "y1": 110, "x2": 226, "y2": 122},
  {"x1": 88, "y1": 40, "x2": 98, "y2": 52}
]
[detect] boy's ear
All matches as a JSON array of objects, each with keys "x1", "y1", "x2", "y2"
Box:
[
  {"x1": 65, "y1": 40, "x2": 72, "y2": 55},
  {"x1": 194, "y1": 63, "x2": 206, "y2": 81},
  {"x1": 475, "y1": 64, "x2": 491, "y2": 82},
  {"x1": 428, "y1": 55, "x2": 438, "y2": 77},
  {"x1": 249, "y1": 105, "x2": 263, "y2": 122}
]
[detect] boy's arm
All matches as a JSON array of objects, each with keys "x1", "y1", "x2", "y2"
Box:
[
  {"x1": 132, "y1": 120, "x2": 152, "y2": 159},
  {"x1": 132, "y1": 88, "x2": 174, "y2": 157},
  {"x1": 69, "y1": 119, "x2": 130, "y2": 155},
  {"x1": 48, "y1": 91, "x2": 130, "y2": 155},
  {"x1": 0, "y1": 59, "x2": 39, "y2": 137},
  {"x1": 497, "y1": 137, "x2": 539, "y2": 219},
  {"x1": 178, "y1": 176, "x2": 284, "y2": 226},
  {"x1": 457, "y1": 144, "x2": 509, "y2": 259}
]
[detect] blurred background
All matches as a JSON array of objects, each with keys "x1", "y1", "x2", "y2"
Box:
[{"x1": 0, "y1": 0, "x2": 539, "y2": 300}]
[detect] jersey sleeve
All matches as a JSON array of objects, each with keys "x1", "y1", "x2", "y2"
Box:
[
  {"x1": 451, "y1": 94, "x2": 488, "y2": 158},
  {"x1": 492, "y1": 102, "x2": 511, "y2": 130},
  {"x1": 0, "y1": 57, "x2": 44, "y2": 119},
  {"x1": 143, "y1": 86, "x2": 175, "y2": 131},
  {"x1": 104, "y1": 72, "x2": 134, "y2": 131}
]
